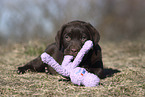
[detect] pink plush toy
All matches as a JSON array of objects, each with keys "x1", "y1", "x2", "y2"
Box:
[{"x1": 41, "y1": 40, "x2": 100, "y2": 87}]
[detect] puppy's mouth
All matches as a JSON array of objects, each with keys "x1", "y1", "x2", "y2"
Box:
[
  {"x1": 64, "y1": 49, "x2": 79, "y2": 57},
  {"x1": 64, "y1": 52, "x2": 78, "y2": 57},
  {"x1": 70, "y1": 51, "x2": 78, "y2": 56}
]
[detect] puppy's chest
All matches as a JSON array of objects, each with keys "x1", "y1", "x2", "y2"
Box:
[
  {"x1": 79, "y1": 57, "x2": 92, "y2": 69},
  {"x1": 79, "y1": 51, "x2": 93, "y2": 68}
]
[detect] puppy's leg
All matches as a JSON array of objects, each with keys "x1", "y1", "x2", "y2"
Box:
[
  {"x1": 17, "y1": 56, "x2": 45, "y2": 74},
  {"x1": 88, "y1": 60, "x2": 104, "y2": 79}
]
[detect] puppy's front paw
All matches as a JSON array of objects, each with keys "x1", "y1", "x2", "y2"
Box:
[
  {"x1": 17, "y1": 67, "x2": 26, "y2": 74},
  {"x1": 45, "y1": 66, "x2": 49, "y2": 74}
]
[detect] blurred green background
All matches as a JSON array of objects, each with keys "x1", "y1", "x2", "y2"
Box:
[{"x1": 0, "y1": 0, "x2": 145, "y2": 45}]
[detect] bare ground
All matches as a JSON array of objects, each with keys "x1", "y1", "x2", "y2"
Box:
[{"x1": 0, "y1": 40, "x2": 145, "y2": 96}]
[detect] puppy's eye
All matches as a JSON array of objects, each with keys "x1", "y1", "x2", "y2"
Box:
[{"x1": 65, "y1": 35, "x2": 71, "y2": 41}]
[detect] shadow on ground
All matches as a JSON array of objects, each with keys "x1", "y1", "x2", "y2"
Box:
[{"x1": 102, "y1": 68, "x2": 121, "y2": 79}]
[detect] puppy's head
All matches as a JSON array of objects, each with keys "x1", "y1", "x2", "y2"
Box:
[{"x1": 55, "y1": 20, "x2": 100, "y2": 56}]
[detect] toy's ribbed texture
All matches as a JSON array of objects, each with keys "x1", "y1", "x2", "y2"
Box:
[{"x1": 41, "y1": 52, "x2": 70, "y2": 77}]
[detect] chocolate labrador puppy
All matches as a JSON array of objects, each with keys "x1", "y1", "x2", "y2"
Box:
[{"x1": 17, "y1": 20, "x2": 104, "y2": 78}]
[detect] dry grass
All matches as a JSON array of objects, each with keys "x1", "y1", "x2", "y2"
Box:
[{"x1": 0, "y1": 40, "x2": 145, "y2": 96}]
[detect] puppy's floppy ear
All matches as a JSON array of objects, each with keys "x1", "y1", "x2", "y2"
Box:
[
  {"x1": 84, "y1": 22, "x2": 100, "y2": 45},
  {"x1": 55, "y1": 24, "x2": 67, "y2": 51}
]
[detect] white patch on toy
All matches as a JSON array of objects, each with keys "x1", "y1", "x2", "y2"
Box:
[
  {"x1": 41, "y1": 40, "x2": 100, "y2": 87},
  {"x1": 70, "y1": 67, "x2": 100, "y2": 87}
]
